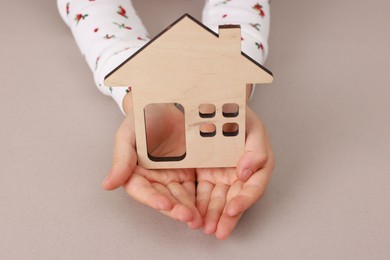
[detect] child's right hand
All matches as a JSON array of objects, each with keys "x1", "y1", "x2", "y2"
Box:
[{"x1": 102, "y1": 93, "x2": 203, "y2": 229}]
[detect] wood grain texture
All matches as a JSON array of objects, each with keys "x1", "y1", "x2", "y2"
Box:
[{"x1": 105, "y1": 14, "x2": 273, "y2": 169}]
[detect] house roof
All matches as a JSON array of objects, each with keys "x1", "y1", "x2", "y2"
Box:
[{"x1": 104, "y1": 13, "x2": 273, "y2": 84}]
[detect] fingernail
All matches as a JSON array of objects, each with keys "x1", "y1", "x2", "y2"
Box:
[{"x1": 241, "y1": 169, "x2": 252, "y2": 180}]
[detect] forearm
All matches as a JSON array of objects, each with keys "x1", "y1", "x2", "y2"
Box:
[
  {"x1": 202, "y1": 0, "x2": 270, "y2": 65},
  {"x1": 58, "y1": 0, "x2": 270, "y2": 113},
  {"x1": 57, "y1": 0, "x2": 149, "y2": 113},
  {"x1": 203, "y1": 0, "x2": 270, "y2": 100}
]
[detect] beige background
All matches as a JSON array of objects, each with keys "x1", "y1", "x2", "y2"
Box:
[{"x1": 1, "y1": 0, "x2": 390, "y2": 259}]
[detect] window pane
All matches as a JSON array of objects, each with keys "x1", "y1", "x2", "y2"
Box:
[
  {"x1": 200, "y1": 123, "x2": 216, "y2": 137},
  {"x1": 199, "y1": 104, "x2": 216, "y2": 118},
  {"x1": 144, "y1": 103, "x2": 186, "y2": 162},
  {"x1": 223, "y1": 123, "x2": 239, "y2": 137},
  {"x1": 222, "y1": 103, "x2": 239, "y2": 118}
]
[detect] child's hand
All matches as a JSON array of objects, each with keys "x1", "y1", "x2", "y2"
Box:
[
  {"x1": 124, "y1": 166, "x2": 202, "y2": 229},
  {"x1": 102, "y1": 94, "x2": 202, "y2": 229},
  {"x1": 196, "y1": 107, "x2": 274, "y2": 240},
  {"x1": 102, "y1": 93, "x2": 273, "y2": 236}
]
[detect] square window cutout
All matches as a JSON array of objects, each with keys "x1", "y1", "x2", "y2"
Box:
[
  {"x1": 200, "y1": 123, "x2": 216, "y2": 137},
  {"x1": 222, "y1": 103, "x2": 239, "y2": 117},
  {"x1": 223, "y1": 123, "x2": 239, "y2": 137},
  {"x1": 199, "y1": 104, "x2": 216, "y2": 118}
]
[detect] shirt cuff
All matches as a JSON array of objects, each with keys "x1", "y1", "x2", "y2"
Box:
[{"x1": 96, "y1": 45, "x2": 144, "y2": 115}]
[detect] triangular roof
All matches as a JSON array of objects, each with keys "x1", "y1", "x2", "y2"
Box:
[{"x1": 104, "y1": 14, "x2": 272, "y2": 87}]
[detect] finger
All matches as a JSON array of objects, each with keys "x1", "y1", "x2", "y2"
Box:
[
  {"x1": 227, "y1": 150, "x2": 274, "y2": 217},
  {"x1": 183, "y1": 180, "x2": 198, "y2": 228},
  {"x1": 134, "y1": 167, "x2": 194, "y2": 186},
  {"x1": 134, "y1": 168, "x2": 197, "y2": 207},
  {"x1": 203, "y1": 184, "x2": 229, "y2": 235},
  {"x1": 152, "y1": 182, "x2": 194, "y2": 223},
  {"x1": 213, "y1": 182, "x2": 244, "y2": 240},
  {"x1": 124, "y1": 173, "x2": 173, "y2": 211},
  {"x1": 226, "y1": 181, "x2": 242, "y2": 202},
  {"x1": 182, "y1": 181, "x2": 196, "y2": 203},
  {"x1": 215, "y1": 213, "x2": 243, "y2": 240},
  {"x1": 103, "y1": 117, "x2": 137, "y2": 190},
  {"x1": 196, "y1": 181, "x2": 214, "y2": 218},
  {"x1": 128, "y1": 167, "x2": 198, "y2": 224},
  {"x1": 237, "y1": 107, "x2": 270, "y2": 182},
  {"x1": 167, "y1": 182, "x2": 203, "y2": 229}
]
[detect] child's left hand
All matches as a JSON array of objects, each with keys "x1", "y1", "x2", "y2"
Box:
[{"x1": 196, "y1": 107, "x2": 274, "y2": 240}]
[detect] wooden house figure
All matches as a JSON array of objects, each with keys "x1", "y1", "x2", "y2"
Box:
[{"x1": 104, "y1": 14, "x2": 273, "y2": 169}]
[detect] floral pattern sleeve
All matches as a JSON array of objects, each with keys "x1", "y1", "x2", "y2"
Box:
[
  {"x1": 57, "y1": 0, "x2": 271, "y2": 113},
  {"x1": 202, "y1": 0, "x2": 271, "y2": 65},
  {"x1": 57, "y1": 0, "x2": 150, "y2": 114}
]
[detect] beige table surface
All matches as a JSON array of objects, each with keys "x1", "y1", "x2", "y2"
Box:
[{"x1": 1, "y1": 0, "x2": 390, "y2": 259}]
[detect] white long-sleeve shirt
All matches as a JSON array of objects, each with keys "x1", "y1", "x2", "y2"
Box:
[{"x1": 57, "y1": 0, "x2": 270, "y2": 113}]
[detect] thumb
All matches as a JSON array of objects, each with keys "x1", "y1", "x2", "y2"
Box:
[
  {"x1": 236, "y1": 108, "x2": 269, "y2": 182},
  {"x1": 102, "y1": 116, "x2": 137, "y2": 190}
]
